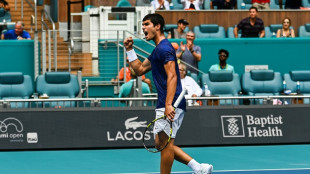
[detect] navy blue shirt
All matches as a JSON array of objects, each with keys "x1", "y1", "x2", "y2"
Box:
[
  {"x1": 3, "y1": 29, "x2": 31, "y2": 40},
  {"x1": 237, "y1": 17, "x2": 264, "y2": 38},
  {"x1": 148, "y1": 39, "x2": 186, "y2": 111},
  {"x1": 285, "y1": 0, "x2": 301, "y2": 9},
  {"x1": 212, "y1": 0, "x2": 236, "y2": 9}
]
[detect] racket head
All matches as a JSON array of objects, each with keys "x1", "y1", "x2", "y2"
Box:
[{"x1": 142, "y1": 116, "x2": 172, "y2": 153}]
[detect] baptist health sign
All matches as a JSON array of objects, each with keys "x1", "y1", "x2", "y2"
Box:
[{"x1": 221, "y1": 115, "x2": 283, "y2": 138}]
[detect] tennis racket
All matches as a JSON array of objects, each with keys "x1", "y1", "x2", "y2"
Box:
[{"x1": 142, "y1": 89, "x2": 186, "y2": 153}]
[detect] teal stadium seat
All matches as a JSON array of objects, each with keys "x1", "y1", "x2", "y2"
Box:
[
  {"x1": 136, "y1": 0, "x2": 151, "y2": 6},
  {"x1": 201, "y1": 70, "x2": 241, "y2": 105},
  {"x1": 116, "y1": 0, "x2": 131, "y2": 7},
  {"x1": 0, "y1": 72, "x2": 33, "y2": 108},
  {"x1": 264, "y1": 24, "x2": 293, "y2": 38},
  {"x1": 171, "y1": 0, "x2": 184, "y2": 9},
  {"x1": 0, "y1": 8, "x2": 11, "y2": 22},
  {"x1": 237, "y1": 0, "x2": 252, "y2": 9},
  {"x1": 283, "y1": 71, "x2": 310, "y2": 104},
  {"x1": 203, "y1": 0, "x2": 211, "y2": 9},
  {"x1": 193, "y1": 24, "x2": 226, "y2": 38},
  {"x1": 227, "y1": 26, "x2": 241, "y2": 38},
  {"x1": 36, "y1": 72, "x2": 80, "y2": 107},
  {"x1": 298, "y1": 23, "x2": 310, "y2": 37},
  {"x1": 242, "y1": 70, "x2": 282, "y2": 104},
  {"x1": 270, "y1": 0, "x2": 285, "y2": 9},
  {"x1": 164, "y1": 24, "x2": 189, "y2": 37},
  {"x1": 302, "y1": 0, "x2": 310, "y2": 7}
]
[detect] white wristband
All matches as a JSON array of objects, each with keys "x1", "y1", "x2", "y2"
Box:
[{"x1": 126, "y1": 49, "x2": 138, "y2": 62}]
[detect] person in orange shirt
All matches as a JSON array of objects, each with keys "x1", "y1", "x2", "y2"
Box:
[{"x1": 111, "y1": 59, "x2": 152, "y2": 92}]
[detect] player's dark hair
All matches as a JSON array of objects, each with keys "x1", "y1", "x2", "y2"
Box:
[
  {"x1": 143, "y1": 13, "x2": 165, "y2": 34},
  {"x1": 218, "y1": 49, "x2": 229, "y2": 58},
  {"x1": 249, "y1": 6, "x2": 258, "y2": 12}
]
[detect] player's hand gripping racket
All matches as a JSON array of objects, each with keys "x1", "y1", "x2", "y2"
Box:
[{"x1": 142, "y1": 89, "x2": 186, "y2": 153}]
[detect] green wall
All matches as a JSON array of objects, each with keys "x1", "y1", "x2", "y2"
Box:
[{"x1": 0, "y1": 40, "x2": 34, "y2": 80}]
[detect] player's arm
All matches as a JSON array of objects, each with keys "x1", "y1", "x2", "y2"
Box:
[
  {"x1": 124, "y1": 37, "x2": 151, "y2": 75},
  {"x1": 233, "y1": 26, "x2": 239, "y2": 38},
  {"x1": 130, "y1": 58, "x2": 151, "y2": 76},
  {"x1": 164, "y1": 61, "x2": 177, "y2": 122}
]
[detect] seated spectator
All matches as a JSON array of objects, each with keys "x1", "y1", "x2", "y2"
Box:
[
  {"x1": 276, "y1": 17, "x2": 295, "y2": 38},
  {"x1": 234, "y1": 7, "x2": 265, "y2": 38},
  {"x1": 151, "y1": 0, "x2": 170, "y2": 10},
  {"x1": 209, "y1": 49, "x2": 234, "y2": 72},
  {"x1": 119, "y1": 67, "x2": 150, "y2": 98},
  {"x1": 252, "y1": 0, "x2": 270, "y2": 10},
  {"x1": 279, "y1": 0, "x2": 302, "y2": 9},
  {"x1": 181, "y1": 0, "x2": 203, "y2": 10},
  {"x1": 1, "y1": 21, "x2": 31, "y2": 40},
  {"x1": 176, "y1": 31, "x2": 201, "y2": 75},
  {"x1": 167, "y1": 19, "x2": 189, "y2": 39},
  {"x1": 211, "y1": 0, "x2": 237, "y2": 9},
  {"x1": 0, "y1": 0, "x2": 10, "y2": 11},
  {"x1": 111, "y1": 58, "x2": 152, "y2": 91},
  {"x1": 179, "y1": 63, "x2": 202, "y2": 106}
]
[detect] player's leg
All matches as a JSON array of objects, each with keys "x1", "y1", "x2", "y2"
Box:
[{"x1": 159, "y1": 136, "x2": 175, "y2": 174}]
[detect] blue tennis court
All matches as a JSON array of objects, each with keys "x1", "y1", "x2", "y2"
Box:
[{"x1": 1, "y1": 144, "x2": 310, "y2": 174}]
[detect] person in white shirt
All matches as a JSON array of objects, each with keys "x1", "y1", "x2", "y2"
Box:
[
  {"x1": 151, "y1": 0, "x2": 170, "y2": 10},
  {"x1": 181, "y1": 0, "x2": 203, "y2": 10},
  {"x1": 179, "y1": 63, "x2": 202, "y2": 106}
]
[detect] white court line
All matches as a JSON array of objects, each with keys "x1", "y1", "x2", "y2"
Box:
[{"x1": 110, "y1": 167, "x2": 310, "y2": 174}]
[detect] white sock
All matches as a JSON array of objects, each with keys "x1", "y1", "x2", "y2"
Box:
[{"x1": 187, "y1": 159, "x2": 201, "y2": 173}]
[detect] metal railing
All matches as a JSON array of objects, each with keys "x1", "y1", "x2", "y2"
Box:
[{"x1": 1, "y1": 95, "x2": 309, "y2": 109}]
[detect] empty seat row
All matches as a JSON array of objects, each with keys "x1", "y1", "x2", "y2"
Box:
[
  {"x1": 0, "y1": 72, "x2": 80, "y2": 108},
  {"x1": 200, "y1": 70, "x2": 310, "y2": 105}
]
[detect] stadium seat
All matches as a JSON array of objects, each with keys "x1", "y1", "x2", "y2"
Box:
[
  {"x1": 201, "y1": 70, "x2": 241, "y2": 105},
  {"x1": 203, "y1": 0, "x2": 211, "y2": 9},
  {"x1": 0, "y1": 8, "x2": 11, "y2": 22},
  {"x1": 227, "y1": 26, "x2": 241, "y2": 38},
  {"x1": 283, "y1": 70, "x2": 310, "y2": 104},
  {"x1": 164, "y1": 24, "x2": 189, "y2": 37},
  {"x1": 237, "y1": 0, "x2": 252, "y2": 9},
  {"x1": 265, "y1": 24, "x2": 294, "y2": 38},
  {"x1": 0, "y1": 72, "x2": 33, "y2": 108},
  {"x1": 298, "y1": 23, "x2": 310, "y2": 37},
  {"x1": 136, "y1": 0, "x2": 152, "y2": 6},
  {"x1": 242, "y1": 70, "x2": 282, "y2": 104},
  {"x1": 36, "y1": 72, "x2": 80, "y2": 107},
  {"x1": 171, "y1": 0, "x2": 184, "y2": 9},
  {"x1": 270, "y1": 0, "x2": 285, "y2": 9},
  {"x1": 116, "y1": 0, "x2": 131, "y2": 7},
  {"x1": 193, "y1": 24, "x2": 226, "y2": 38},
  {"x1": 302, "y1": 0, "x2": 310, "y2": 7}
]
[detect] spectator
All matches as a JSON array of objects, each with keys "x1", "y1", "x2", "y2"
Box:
[
  {"x1": 279, "y1": 0, "x2": 302, "y2": 9},
  {"x1": 209, "y1": 49, "x2": 234, "y2": 72},
  {"x1": 276, "y1": 17, "x2": 295, "y2": 38},
  {"x1": 210, "y1": 0, "x2": 237, "y2": 9},
  {"x1": 0, "y1": 0, "x2": 10, "y2": 11},
  {"x1": 179, "y1": 63, "x2": 202, "y2": 106},
  {"x1": 181, "y1": 0, "x2": 203, "y2": 10},
  {"x1": 151, "y1": 0, "x2": 170, "y2": 10},
  {"x1": 176, "y1": 31, "x2": 201, "y2": 75},
  {"x1": 252, "y1": 0, "x2": 270, "y2": 10},
  {"x1": 111, "y1": 58, "x2": 152, "y2": 91},
  {"x1": 118, "y1": 66, "x2": 150, "y2": 98},
  {"x1": 167, "y1": 19, "x2": 189, "y2": 39},
  {"x1": 1, "y1": 21, "x2": 31, "y2": 40},
  {"x1": 234, "y1": 7, "x2": 265, "y2": 38}
]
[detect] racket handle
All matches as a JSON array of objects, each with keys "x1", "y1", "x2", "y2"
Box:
[{"x1": 173, "y1": 89, "x2": 187, "y2": 108}]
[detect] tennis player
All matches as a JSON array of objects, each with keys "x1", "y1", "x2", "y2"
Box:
[{"x1": 123, "y1": 13, "x2": 213, "y2": 174}]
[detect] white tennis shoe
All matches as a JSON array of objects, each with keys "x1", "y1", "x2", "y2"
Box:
[{"x1": 195, "y1": 163, "x2": 213, "y2": 174}]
